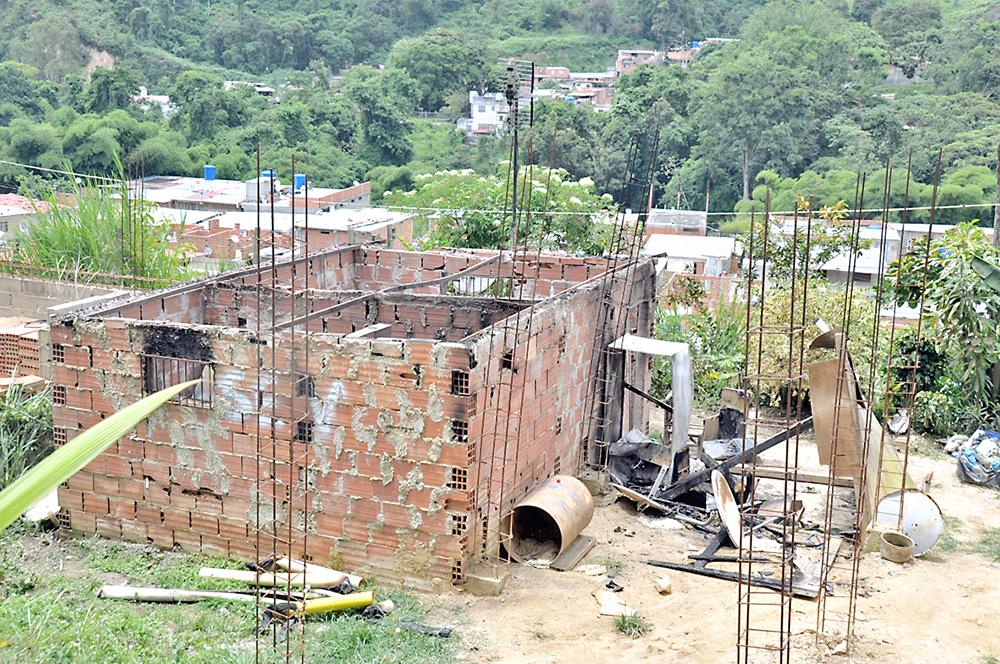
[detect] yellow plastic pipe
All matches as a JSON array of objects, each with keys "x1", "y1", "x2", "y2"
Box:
[{"x1": 299, "y1": 590, "x2": 375, "y2": 616}]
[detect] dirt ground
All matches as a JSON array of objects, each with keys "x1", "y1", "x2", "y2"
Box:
[{"x1": 434, "y1": 435, "x2": 1000, "y2": 664}]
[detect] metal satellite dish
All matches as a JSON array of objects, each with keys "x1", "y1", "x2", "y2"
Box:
[{"x1": 874, "y1": 490, "x2": 943, "y2": 556}]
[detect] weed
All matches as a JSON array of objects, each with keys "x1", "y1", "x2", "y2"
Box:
[
  {"x1": 936, "y1": 516, "x2": 963, "y2": 552},
  {"x1": 592, "y1": 555, "x2": 625, "y2": 575},
  {"x1": 0, "y1": 386, "x2": 53, "y2": 490},
  {"x1": 0, "y1": 530, "x2": 456, "y2": 664},
  {"x1": 908, "y1": 435, "x2": 947, "y2": 460},
  {"x1": 615, "y1": 612, "x2": 650, "y2": 638},
  {"x1": 982, "y1": 656, "x2": 999, "y2": 664},
  {"x1": 531, "y1": 629, "x2": 554, "y2": 639},
  {"x1": 974, "y1": 528, "x2": 1000, "y2": 562}
]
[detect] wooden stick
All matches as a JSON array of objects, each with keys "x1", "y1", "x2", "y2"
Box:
[
  {"x1": 99, "y1": 586, "x2": 258, "y2": 603},
  {"x1": 273, "y1": 556, "x2": 363, "y2": 588},
  {"x1": 198, "y1": 568, "x2": 345, "y2": 588}
]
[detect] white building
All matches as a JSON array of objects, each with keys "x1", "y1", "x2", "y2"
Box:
[
  {"x1": 641, "y1": 234, "x2": 739, "y2": 277},
  {"x1": 457, "y1": 92, "x2": 510, "y2": 135},
  {"x1": 821, "y1": 226, "x2": 901, "y2": 286}
]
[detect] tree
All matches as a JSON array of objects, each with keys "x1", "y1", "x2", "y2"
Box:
[
  {"x1": 82, "y1": 67, "x2": 138, "y2": 114},
  {"x1": 885, "y1": 222, "x2": 1000, "y2": 408},
  {"x1": 931, "y1": 20, "x2": 1000, "y2": 98},
  {"x1": 342, "y1": 67, "x2": 419, "y2": 166},
  {"x1": 391, "y1": 30, "x2": 489, "y2": 111},
  {"x1": 381, "y1": 168, "x2": 614, "y2": 253},
  {"x1": 693, "y1": 53, "x2": 830, "y2": 200},
  {"x1": 0, "y1": 61, "x2": 44, "y2": 117},
  {"x1": 871, "y1": 0, "x2": 941, "y2": 76}
]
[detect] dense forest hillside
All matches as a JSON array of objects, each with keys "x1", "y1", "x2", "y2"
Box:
[
  {"x1": 0, "y1": 0, "x2": 781, "y2": 83},
  {"x1": 0, "y1": 0, "x2": 998, "y2": 225}
]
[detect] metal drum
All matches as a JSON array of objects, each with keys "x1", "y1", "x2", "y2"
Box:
[{"x1": 505, "y1": 475, "x2": 594, "y2": 563}]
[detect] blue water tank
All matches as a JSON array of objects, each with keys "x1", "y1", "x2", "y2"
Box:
[
  {"x1": 203, "y1": 164, "x2": 216, "y2": 180},
  {"x1": 260, "y1": 169, "x2": 275, "y2": 178},
  {"x1": 294, "y1": 173, "x2": 306, "y2": 191}
]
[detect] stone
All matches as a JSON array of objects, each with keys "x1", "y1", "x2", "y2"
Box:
[{"x1": 465, "y1": 572, "x2": 509, "y2": 597}]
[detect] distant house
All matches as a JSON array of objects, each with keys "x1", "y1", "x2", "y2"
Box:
[
  {"x1": 641, "y1": 234, "x2": 739, "y2": 277},
  {"x1": 889, "y1": 222, "x2": 993, "y2": 259},
  {"x1": 642, "y1": 234, "x2": 741, "y2": 306},
  {"x1": 616, "y1": 50, "x2": 666, "y2": 76},
  {"x1": 645, "y1": 209, "x2": 708, "y2": 239},
  {"x1": 134, "y1": 174, "x2": 369, "y2": 214},
  {"x1": 458, "y1": 92, "x2": 510, "y2": 135},
  {"x1": 223, "y1": 81, "x2": 275, "y2": 97},
  {"x1": 295, "y1": 207, "x2": 416, "y2": 250},
  {"x1": 821, "y1": 226, "x2": 901, "y2": 287},
  {"x1": 666, "y1": 49, "x2": 694, "y2": 67},
  {"x1": 534, "y1": 67, "x2": 570, "y2": 87},
  {"x1": 132, "y1": 86, "x2": 176, "y2": 116}
]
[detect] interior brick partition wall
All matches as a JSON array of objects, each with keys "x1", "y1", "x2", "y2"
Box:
[{"x1": 53, "y1": 246, "x2": 655, "y2": 589}]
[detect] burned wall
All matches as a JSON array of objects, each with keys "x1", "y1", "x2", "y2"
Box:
[
  {"x1": 52, "y1": 247, "x2": 656, "y2": 589},
  {"x1": 53, "y1": 316, "x2": 476, "y2": 588}
]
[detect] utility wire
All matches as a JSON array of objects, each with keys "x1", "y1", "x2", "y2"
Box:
[
  {"x1": 0, "y1": 159, "x2": 118, "y2": 183},
  {"x1": 1, "y1": 157, "x2": 996, "y2": 220}
]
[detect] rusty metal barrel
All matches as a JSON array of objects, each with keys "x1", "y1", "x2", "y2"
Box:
[{"x1": 505, "y1": 475, "x2": 594, "y2": 563}]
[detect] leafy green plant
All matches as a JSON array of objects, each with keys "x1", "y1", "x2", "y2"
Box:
[
  {"x1": 0, "y1": 379, "x2": 197, "y2": 532},
  {"x1": 885, "y1": 223, "x2": 1000, "y2": 412},
  {"x1": 10, "y1": 156, "x2": 190, "y2": 287},
  {"x1": 383, "y1": 168, "x2": 614, "y2": 253},
  {"x1": 913, "y1": 375, "x2": 984, "y2": 436},
  {"x1": 615, "y1": 612, "x2": 650, "y2": 638},
  {"x1": 0, "y1": 386, "x2": 53, "y2": 490},
  {"x1": 653, "y1": 300, "x2": 747, "y2": 405},
  {"x1": 752, "y1": 280, "x2": 881, "y2": 408},
  {"x1": 592, "y1": 555, "x2": 625, "y2": 576}
]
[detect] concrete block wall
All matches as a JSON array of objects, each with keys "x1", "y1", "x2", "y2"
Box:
[
  {"x1": 53, "y1": 316, "x2": 476, "y2": 588},
  {"x1": 460, "y1": 263, "x2": 656, "y2": 567},
  {"x1": 0, "y1": 274, "x2": 120, "y2": 320},
  {"x1": 52, "y1": 246, "x2": 656, "y2": 588}
]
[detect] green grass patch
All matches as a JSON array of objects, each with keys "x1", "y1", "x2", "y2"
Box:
[
  {"x1": 615, "y1": 613, "x2": 650, "y2": 639},
  {"x1": 974, "y1": 527, "x2": 1000, "y2": 562},
  {"x1": 0, "y1": 530, "x2": 457, "y2": 664},
  {"x1": 936, "y1": 515, "x2": 963, "y2": 552}
]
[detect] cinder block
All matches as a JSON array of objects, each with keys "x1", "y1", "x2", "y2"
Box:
[{"x1": 95, "y1": 516, "x2": 122, "y2": 538}]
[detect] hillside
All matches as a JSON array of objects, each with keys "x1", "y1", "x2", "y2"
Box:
[{"x1": 0, "y1": 0, "x2": 998, "y2": 224}]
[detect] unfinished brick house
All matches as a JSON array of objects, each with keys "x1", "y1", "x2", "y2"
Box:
[{"x1": 51, "y1": 246, "x2": 655, "y2": 589}]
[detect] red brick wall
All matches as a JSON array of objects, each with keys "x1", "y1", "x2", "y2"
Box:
[{"x1": 53, "y1": 248, "x2": 655, "y2": 588}]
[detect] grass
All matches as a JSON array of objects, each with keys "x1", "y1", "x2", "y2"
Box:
[
  {"x1": 982, "y1": 657, "x2": 999, "y2": 664},
  {"x1": 592, "y1": 555, "x2": 625, "y2": 576},
  {"x1": 973, "y1": 528, "x2": 1000, "y2": 562},
  {"x1": 0, "y1": 526, "x2": 457, "y2": 664},
  {"x1": 936, "y1": 516, "x2": 964, "y2": 553},
  {"x1": 907, "y1": 435, "x2": 947, "y2": 460},
  {"x1": 615, "y1": 613, "x2": 650, "y2": 639},
  {"x1": 0, "y1": 386, "x2": 53, "y2": 490},
  {"x1": 12, "y1": 161, "x2": 189, "y2": 287}
]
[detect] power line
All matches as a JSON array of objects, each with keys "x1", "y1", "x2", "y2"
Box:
[
  {"x1": 0, "y1": 159, "x2": 118, "y2": 183},
  {"x1": 0, "y1": 157, "x2": 995, "y2": 220}
]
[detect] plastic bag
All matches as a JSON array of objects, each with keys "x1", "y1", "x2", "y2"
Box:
[{"x1": 956, "y1": 429, "x2": 1000, "y2": 489}]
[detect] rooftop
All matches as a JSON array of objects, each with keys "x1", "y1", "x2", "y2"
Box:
[
  {"x1": 641, "y1": 234, "x2": 738, "y2": 260},
  {"x1": 298, "y1": 207, "x2": 415, "y2": 232}
]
